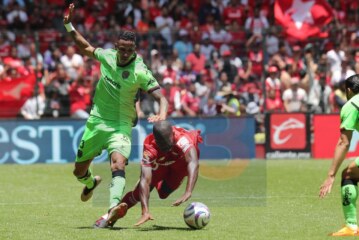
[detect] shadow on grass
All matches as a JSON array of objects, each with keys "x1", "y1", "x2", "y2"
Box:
[
  {"x1": 75, "y1": 226, "x2": 130, "y2": 230},
  {"x1": 137, "y1": 225, "x2": 196, "y2": 232}
]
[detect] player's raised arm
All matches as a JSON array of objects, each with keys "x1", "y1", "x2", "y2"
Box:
[
  {"x1": 63, "y1": 3, "x2": 95, "y2": 58},
  {"x1": 172, "y1": 147, "x2": 199, "y2": 206},
  {"x1": 148, "y1": 88, "x2": 168, "y2": 122},
  {"x1": 135, "y1": 165, "x2": 154, "y2": 226}
]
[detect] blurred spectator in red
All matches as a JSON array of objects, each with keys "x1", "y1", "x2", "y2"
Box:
[
  {"x1": 148, "y1": 0, "x2": 162, "y2": 21},
  {"x1": 282, "y1": 77, "x2": 308, "y2": 112},
  {"x1": 308, "y1": 73, "x2": 333, "y2": 113},
  {"x1": 223, "y1": 0, "x2": 245, "y2": 25},
  {"x1": 228, "y1": 20, "x2": 246, "y2": 55},
  {"x1": 186, "y1": 44, "x2": 206, "y2": 75},
  {"x1": 181, "y1": 82, "x2": 201, "y2": 116},
  {"x1": 161, "y1": 77, "x2": 182, "y2": 117},
  {"x1": 265, "y1": 89, "x2": 283, "y2": 112},
  {"x1": 68, "y1": 76, "x2": 92, "y2": 119},
  {"x1": 269, "y1": 41, "x2": 291, "y2": 70},
  {"x1": 265, "y1": 65, "x2": 281, "y2": 98},
  {"x1": 248, "y1": 42, "x2": 263, "y2": 78},
  {"x1": 173, "y1": 29, "x2": 193, "y2": 63},
  {"x1": 0, "y1": 33, "x2": 12, "y2": 58},
  {"x1": 137, "y1": 11, "x2": 150, "y2": 34}
]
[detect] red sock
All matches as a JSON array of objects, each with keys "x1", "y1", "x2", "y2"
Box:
[{"x1": 121, "y1": 190, "x2": 139, "y2": 209}]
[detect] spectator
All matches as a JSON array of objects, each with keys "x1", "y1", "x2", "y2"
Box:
[
  {"x1": 173, "y1": 29, "x2": 193, "y2": 63},
  {"x1": 307, "y1": 73, "x2": 333, "y2": 113},
  {"x1": 202, "y1": 96, "x2": 217, "y2": 116},
  {"x1": 333, "y1": 80, "x2": 347, "y2": 111},
  {"x1": 282, "y1": 77, "x2": 308, "y2": 112},
  {"x1": 68, "y1": 76, "x2": 92, "y2": 119},
  {"x1": 265, "y1": 65, "x2": 281, "y2": 98},
  {"x1": 198, "y1": 0, "x2": 221, "y2": 25},
  {"x1": 6, "y1": 2, "x2": 28, "y2": 30},
  {"x1": 20, "y1": 84, "x2": 46, "y2": 120},
  {"x1": 326, "y1": 42, "x2": 345, "y2": 75},
  {"x1": 60, "y1": 46, "x2": 84, "y2": 80},
  {"x1": 186, "y1": 44, "x2": 206, "y2": 75},
  {"x1": 154, "y1": 6, "x2": 174, "y2": 46},
  {"x1": 181, "y1": 82, "x2": 201, "y2": 116},
  {"x1": 244, "y1": 7, "x2": 269, "y2": 46},
  {"x1": 216, "y1": 85, "x2": 240, "y2": 116},
  {"x1": 161, "y1": 77, "x2": 182, "y2": 117},
  {"x1": 331, "y1": 58, "x2": 356, "y2": 86},
  {"x1": 265, "y1": 89, "x2": 283, "y2": 112},
  {"x1": 222, "y1": 0, "x2": 245, "y2": 25}
]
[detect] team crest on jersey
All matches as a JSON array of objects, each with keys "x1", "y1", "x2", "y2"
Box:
[{"x1": 122, "y1": 71, "x2": 130, "y2": 79}]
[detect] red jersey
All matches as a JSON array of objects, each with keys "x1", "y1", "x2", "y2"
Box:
[{"x1": 141, "y1": 127, "x2": 202, "y2": 171}]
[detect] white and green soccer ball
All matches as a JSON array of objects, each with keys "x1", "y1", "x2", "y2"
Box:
[{"x1": 183, "y1": 202, "x2": 210, "y2": 229}]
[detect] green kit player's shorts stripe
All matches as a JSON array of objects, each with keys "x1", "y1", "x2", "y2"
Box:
[{"x1": 75, "y1": 115, "x2": 132, "y2": 162}]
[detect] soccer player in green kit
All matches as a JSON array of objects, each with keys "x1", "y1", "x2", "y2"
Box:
[
  {"x1": 320, "y1": 74, "x2": 359, "y2": 236},
  {"x1": 63, "y1": 3, "x2": 168, "y2": 225}
]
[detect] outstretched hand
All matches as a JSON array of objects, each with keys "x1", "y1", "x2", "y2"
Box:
[
  {"x1": 319, "y1": 176, "x2": 335, "y2": 199},
  {"x1": 172, "y1": 192, "x2": 191, "y2": 206},
  {"x1": 63, "y1": 3, "x2": 74, "y2": 24},
  {"x1": 134, "y1": 212, "x2": 154, "y2": 227}
]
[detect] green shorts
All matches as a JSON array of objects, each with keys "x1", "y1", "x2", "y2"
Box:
[{"x1": 75, "y1": 115, "x2": 132, "y2": 163}]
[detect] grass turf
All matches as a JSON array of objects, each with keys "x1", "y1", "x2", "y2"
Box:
[{"x1": 0, "y1": 159, "x2": 349, "y2": 239}]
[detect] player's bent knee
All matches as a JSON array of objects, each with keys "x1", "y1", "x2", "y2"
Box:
[{"x1": 158, "y1": 191, "x2": 170, "y2": 199}]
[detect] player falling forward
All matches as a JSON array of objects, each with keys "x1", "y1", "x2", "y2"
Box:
[
  {"x1": 63, "y1": 3, "x2": 168, "y2": 225},
  {"x1": 94, "y1": 120, "x2": 203, "y2": 228},
  {"x1": 319, "y1": 74, "x2": 359, "y2": 236}
]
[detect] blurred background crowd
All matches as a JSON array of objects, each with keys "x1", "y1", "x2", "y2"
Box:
[{"x1": 0, "y1": 0, "x2": 358, "y2": 135}]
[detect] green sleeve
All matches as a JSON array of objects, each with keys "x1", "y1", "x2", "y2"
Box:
[
  {"x1": 94, "y1": 48, "x2": 113, "y2": 66},
  {"x1": 340, "y1": 104, "x2": 359, "y2": 131},
  {"x1": 137, "y1": 65, "x2": 160, "y2": 93}
]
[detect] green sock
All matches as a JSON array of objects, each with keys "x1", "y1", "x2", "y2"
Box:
[
  {"x1": 77, "y1": 168, "x2": 95, "y2": 189},
  {"x1": 109, "y1": 176, "x2": 126, "y2": 209},
  {"x1": 341, "y1": 180, "x2": 358, "y2": 228}
]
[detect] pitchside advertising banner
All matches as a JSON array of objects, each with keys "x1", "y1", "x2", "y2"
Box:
[
  {"x1": 312, "y1": 114, "x2": 359, "y2": 159},
  {"x1": 265, "y1": 113, "x2": 311, "y2": 159},
  {"x1": 0, "y1": 117, "x2": 255, "y2": 164}
]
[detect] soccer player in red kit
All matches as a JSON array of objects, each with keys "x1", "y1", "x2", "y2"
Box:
[{"x1": 94, "y1": 120, "x2": 202, "y2": 228}]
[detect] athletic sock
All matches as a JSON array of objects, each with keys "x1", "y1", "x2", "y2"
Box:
[
  {"x1": 121, "y1": 191, "x2": 139, "y2": 209},
  {"x1": 341, "y1": 179, "x2": 358, "y2": 229},
  {"x1": 77, "y1": 168, "x2": 95, "y2": 189},
  {"x1": 109, "y1": 170, "x2": 126, "y2": 210}
]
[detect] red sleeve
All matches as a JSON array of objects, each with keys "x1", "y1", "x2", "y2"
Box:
[{"x1": 177, "y1": 135, "x2": 195, "y2": 155}]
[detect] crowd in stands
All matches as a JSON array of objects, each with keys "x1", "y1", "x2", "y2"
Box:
[{"x1": 0, "y1": 0, "x2": 359, "y2": 129}]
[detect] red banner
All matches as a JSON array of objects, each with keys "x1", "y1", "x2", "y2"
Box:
[
  {"x1": 265, "y1": 113, "x2": 311, "y2": 159},
  {"x1": 0, "y1": 73, "x2": 36, "y2": 118},
  {"x1": 312, "y1": 114, "x2": 359, "y2": 159}
]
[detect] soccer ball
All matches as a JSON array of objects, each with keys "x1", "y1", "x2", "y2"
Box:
[{"x1": 183, "y1": 202, "x2": 210, "y2": 229}]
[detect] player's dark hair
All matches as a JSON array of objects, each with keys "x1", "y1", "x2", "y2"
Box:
[
  {"x1": 118, "y1": 30, "x2": 136, "y2": 42},
  {"x1": 345, "y1": 74, "x2": 359, "y2": 94}
]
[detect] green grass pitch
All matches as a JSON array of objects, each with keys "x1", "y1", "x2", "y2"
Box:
[{"x1": 0, "y1": 159, "x2": 349, "y2": 239}]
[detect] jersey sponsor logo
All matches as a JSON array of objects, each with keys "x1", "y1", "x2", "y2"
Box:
[
  {"x1": 151, "y1": 158, "x2": 176, "y2": 170},
  {"x1": 122, "y1": 71, "x2": 130, "y2": 79},
  {"x1": 105, "y1": 76, "x2": 121, "y2": 89},
  {"x1": 177, "y1": 136, "x2": 191, "y2": 153},
  {"x1": 270, "y1": 115, "x2": 306, "y2": 149}
]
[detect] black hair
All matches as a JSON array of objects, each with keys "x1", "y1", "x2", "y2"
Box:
[
  {"x1": 345, "y1": 74, "x2": 359, "y2": 94},
  {"x1": 118, "y1": 30, "x2": 136, "y2": 42}
]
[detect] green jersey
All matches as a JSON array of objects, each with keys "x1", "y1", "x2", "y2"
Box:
[
  {"x1": 92, "y1": 48, "x2": 159, "y2": 123},
  {"x1": 340, "y1": 94, "x2": 359, "y2": 131}
]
